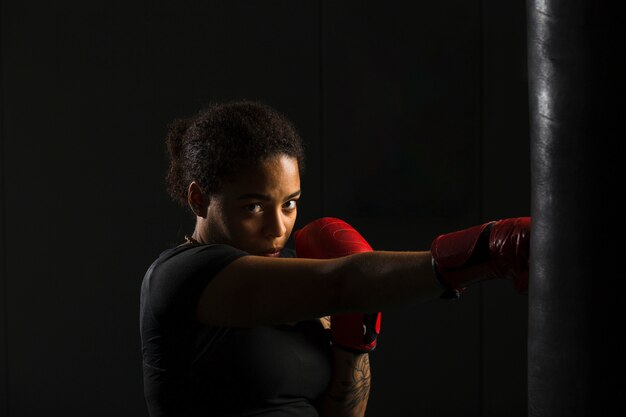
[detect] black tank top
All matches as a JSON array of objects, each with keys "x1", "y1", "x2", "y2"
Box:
[{"x1": 140, "y1": 244, "x2": 333, "y2": 417}]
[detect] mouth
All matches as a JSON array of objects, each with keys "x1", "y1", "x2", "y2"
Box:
[{"x1": 259, "y1": 248, "x2": 282, "y2": 257}]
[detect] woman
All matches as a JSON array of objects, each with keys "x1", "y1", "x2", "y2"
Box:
[{"x1": 140, "y1": 100, "x2": 530, "y2": 417}]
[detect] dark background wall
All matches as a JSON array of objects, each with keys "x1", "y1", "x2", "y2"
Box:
[{"x1": 0, "y1": 1, "x2": 529, "y2": 416}]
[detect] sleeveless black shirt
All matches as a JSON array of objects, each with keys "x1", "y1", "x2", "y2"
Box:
[{"x1": 140, "y1": 244, "x2": 333, "y2": 416}]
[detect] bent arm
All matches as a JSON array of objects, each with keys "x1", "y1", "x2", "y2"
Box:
[
  {"x1": 195, "y1": 251, "x2": 441, "y2": 327},
  {"x1": 316, "y1": 349, "x2": 371, "y2": 417}
]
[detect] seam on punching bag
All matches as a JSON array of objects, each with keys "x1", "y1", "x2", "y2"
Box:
[
  {"x1": 478, "y1": 0, "x2": 485, "y2": 415},
  {"x1": 0, "y1": 5, "x2": 9, "y2": 413},
  {"x1": 318, "y1": 0, "x2": 326, "y2": 217}
]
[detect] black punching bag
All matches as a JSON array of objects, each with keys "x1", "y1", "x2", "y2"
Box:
[{"x1": 527, "y1": 1, "x2": 625, "y2": 416}]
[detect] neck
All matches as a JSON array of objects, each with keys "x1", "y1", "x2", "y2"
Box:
[{"x1": 191, "y1": 218, "x2": 211, "y2": 245}]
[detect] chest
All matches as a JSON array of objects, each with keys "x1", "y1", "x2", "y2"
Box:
[{"x1": 190, "y1": 320, "x2": 333, "y2": 404}]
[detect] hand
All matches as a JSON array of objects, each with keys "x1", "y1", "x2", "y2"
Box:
[
  {"x1": 294, "y1": 217, "x2": 382, "y2": 353},
  {"x1": 431, "y1": 217, "x2": 531, "y2": 295},
  {"x1": 330, "y1": 311, "x2": 381, "y2": 354}
]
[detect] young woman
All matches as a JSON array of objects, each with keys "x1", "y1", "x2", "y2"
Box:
[{"x1": 140, "y1": 100, "x2": 530, "y2": 417}]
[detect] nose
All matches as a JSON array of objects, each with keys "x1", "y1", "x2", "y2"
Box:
[{"x1": 263, "y1": 208, "x2": 288, "y2": 239}]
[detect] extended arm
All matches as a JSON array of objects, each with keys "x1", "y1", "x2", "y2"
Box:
[
  {"x1": 195, "y1": 250, "x2": 440, "y2": 327},
  {"x1": 195, "y1": 216, "x2": 530, "y2": 327}
]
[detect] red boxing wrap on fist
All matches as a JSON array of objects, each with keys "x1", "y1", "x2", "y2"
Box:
[
  {"x1": 431, "y1": 217, "x2": 531, "y2": 296},
  {"x1": 293, "y1": 217, "x2": 381, "y2": 354}
]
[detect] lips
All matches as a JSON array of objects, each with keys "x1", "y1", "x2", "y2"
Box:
[{"x1": 260, "y1": 248, "x2": 282, "y2": 257}]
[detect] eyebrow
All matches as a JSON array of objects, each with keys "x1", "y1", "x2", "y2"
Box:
[{"x1": 236, "y1": 190, "x2": 301, "y2": 201}]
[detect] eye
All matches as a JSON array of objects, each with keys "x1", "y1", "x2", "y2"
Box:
[
  {"x1": 283, "y1": 200, "x2": 297, "y2": 210},
  {"x1": 244, "y1": 203, "x2": 262, "y2": 213}
]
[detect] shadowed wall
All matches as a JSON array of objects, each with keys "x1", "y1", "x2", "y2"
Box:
[{"x1": 0, "y1": 1, "x2": 529, "y2": 415}]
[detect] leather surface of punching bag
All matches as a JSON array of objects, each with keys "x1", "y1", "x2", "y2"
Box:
[{"x1": 527, "y1": 1, "x2": 625, "y2": 416}]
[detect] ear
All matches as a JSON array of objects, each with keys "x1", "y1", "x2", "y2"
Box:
[{"x1": 188, "y1": 181, "x2": 209, "y2": 218}]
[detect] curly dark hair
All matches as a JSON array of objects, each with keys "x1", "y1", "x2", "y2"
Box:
[{"x1": 165, "y1": 100, "x2": 306, "y2": 209}]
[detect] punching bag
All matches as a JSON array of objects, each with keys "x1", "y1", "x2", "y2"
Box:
[{"x1": 527, "y1": 1, "x2": 625, "y2": 416}]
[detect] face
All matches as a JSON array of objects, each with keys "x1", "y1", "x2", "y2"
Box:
[{"x1": 198, "y1": 154, "x2": 301, "y2": 256}]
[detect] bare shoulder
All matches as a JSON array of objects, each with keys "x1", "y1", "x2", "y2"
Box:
[{"x1": 319, "y1": 316, "x2": 331, "y2": 330}]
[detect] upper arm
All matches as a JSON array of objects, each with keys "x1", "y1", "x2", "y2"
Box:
[{"x1": 195, "y1": 255, "x2": 346, "y2": 327}]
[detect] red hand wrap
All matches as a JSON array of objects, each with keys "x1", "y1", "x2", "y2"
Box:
[
  {"x1": 431, "y1": 217, "x2": 531, "y2": 295},
  {"x1": 294, "y1": 217, "x2": 381, "y2": 353}
]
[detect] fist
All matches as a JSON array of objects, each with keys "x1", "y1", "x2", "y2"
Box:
[
  {"x1": 431, "y1": 217, "x2": 531, "y2": 295},
  {"x1": 294, "y1": 217, "x2": 381, "y2": 353}
]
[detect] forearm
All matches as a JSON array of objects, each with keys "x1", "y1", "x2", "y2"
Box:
[
  {"x1": 336, "y1": 251, "x2": 442, "y2": 312},
  {"x1": 317, "y1": 348, "x2": 371, "y2": 417}
]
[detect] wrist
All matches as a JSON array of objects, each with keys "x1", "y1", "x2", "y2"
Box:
[
  {"x1": 330, "y1": 339, "x2": 375, "y2": 354},
  {"x1": 431, "y1": 256, "x2": 464, "y2": 299},
  {"x1": 330, "y1": 312, "x2": 381, "y2": 354},
  {"x1": 331, "y1": 345, "x2": 369, "y2": 358}
]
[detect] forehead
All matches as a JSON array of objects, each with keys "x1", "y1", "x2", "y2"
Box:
[{"x1": 222, "y1": 155, "x2": 300, "y2": 197}]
